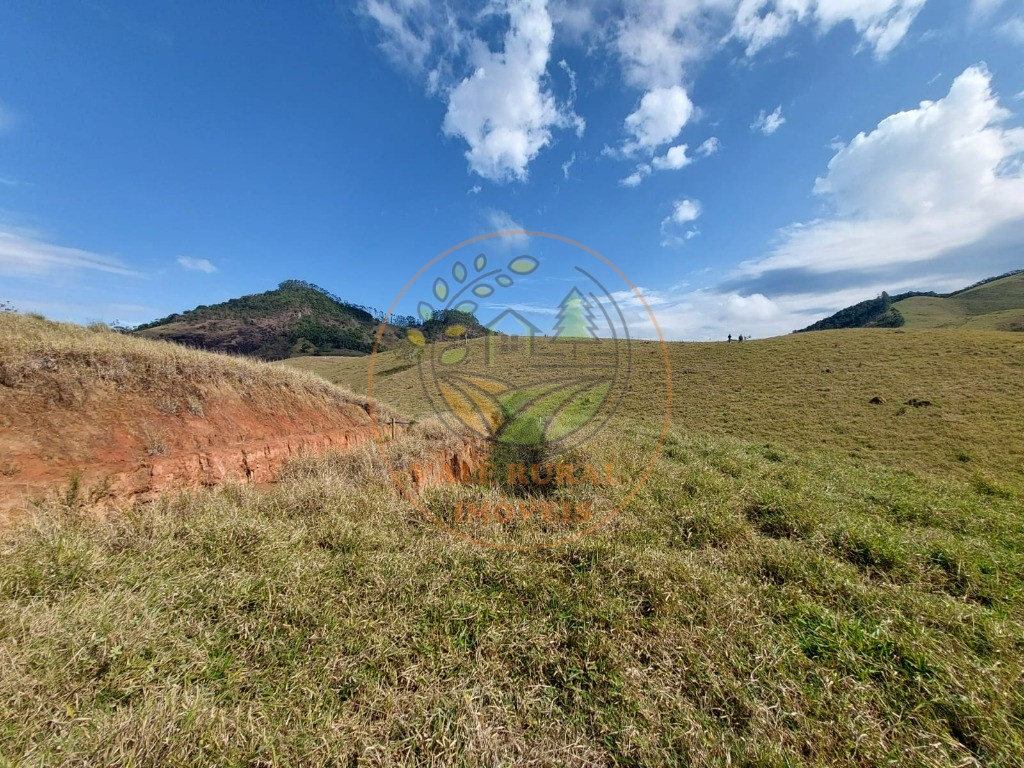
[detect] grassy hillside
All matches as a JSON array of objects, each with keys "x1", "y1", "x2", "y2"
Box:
[
  {"x1": 797, "y1": 271, "x2": 1024, "y2": 333},
  {"x1": 285, "y1": 330, "x2": 1024, "y2": 485},
  {"x1": 892, "y1": 296, "x2": 965, "y2": 328},
  {"x1": 1, "y1": 324, "x2": 1023, "y2": 764},
  {"x1": 1, "y1": 310, "x2": 372, "y2": 405},
  {"x1": 894, "y1": 272, "x2": 1024, "y2": 331},
  {"x1": 133, "y1": 280, "x2": 405, "y2": 360}
]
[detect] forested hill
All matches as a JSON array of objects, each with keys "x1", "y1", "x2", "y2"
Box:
[
  {"x1": 133, "y1": 280, "x2": 406, "y2": 360},
  {"x1": 133, "y1": 280, "x2": 489, "y2": 360}
]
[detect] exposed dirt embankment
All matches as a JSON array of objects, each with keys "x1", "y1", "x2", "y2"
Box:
[
  {"x1": 0, "y1": 381, "x2": 388, "y2": 517},
  {"x1": 408, "y1": 439, "x2": 488, "y2": 491},
  {"x1": 0, "y1": 314, "x2": 410, "y2": 519}
]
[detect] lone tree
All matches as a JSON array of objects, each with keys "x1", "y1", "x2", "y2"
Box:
[{"x1": 553, "y1": 288, "x2": 598, "y2": 339}]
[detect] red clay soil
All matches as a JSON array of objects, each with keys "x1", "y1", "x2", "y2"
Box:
[{"x1": 0, "y1": 380, "x2": 386, "y2": 521}]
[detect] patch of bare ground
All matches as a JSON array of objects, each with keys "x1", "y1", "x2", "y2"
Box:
[{"x1": 0, "y1": 313, "x2": 415, "y2": 519}]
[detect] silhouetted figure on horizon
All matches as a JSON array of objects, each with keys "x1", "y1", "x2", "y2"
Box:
[
  {"x1": 738, "y1": 335, "x2": 744, "y2": 342},
  {"x1": 727, "y1": 333, "x2": 732, "y2": 342}
]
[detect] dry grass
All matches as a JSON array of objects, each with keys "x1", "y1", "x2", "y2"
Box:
[
  {"x1": 1, "y1": 425, "x2": 1022, "y2": 766},
  {"x1": 0, "y1": 312, "x2": 399, "y2": 421},
  {"x1": 2, "y1": 317, "x2": 1023, "y2": 765},
  {"x1": 285, "y1": 329, "x2": 1024, "y2": 486}
]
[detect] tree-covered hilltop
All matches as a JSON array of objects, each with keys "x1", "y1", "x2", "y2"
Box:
[
  {"x1": 795, "y1": 292, "x2": 905, "y2": 333},
  {"x1": 134, "y1": 280, "x2": 385, "y2": 332},
  {"x1": 419, "y1": 309, "x2": 489, "y2": 342},
  {"x1": 133, "y1": 281, "x2": 417, "y2": 360},
  {"x1": 133, "y1": 281, "x2": 491, "y2": 360}
]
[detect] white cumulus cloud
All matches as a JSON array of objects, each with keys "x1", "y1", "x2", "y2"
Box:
[
  {"x1": 661, "y1": 198, "x2": 702, "y2": 246},
  {"x1": 652, "y1": 143, "x2": 694, "y2": 171},
  {"x1": 605, "y1": 285, "x2": 802, "y2": 341},
  {"x1": 364, "y1": 0, "x2": 927, "y2": 185},
  {"x1": 362, "y1": 0, "x2": 435, "y2": 72},
  {"x1": 442, "y1": 0, "x2": 582, "y2": 182},
  {"x1": 608, "y1": 0, "x2": 923, "y2": 186},
  {"x1": 731, "y1": 0, "x2": 927, "y2": 58},
  {"x1": 668, "y1": 198, "x2": 701, "y2": 224},
  {"x1": 614, "y1": 0, "x2": 731, "y2": 91},
  {"x1": 752, "y1": 105, "x2": 785, "y2": 135},
  {"x1": 622, "y1": 137, "x2": 718, "y2": 186},
  {"x1": 738, "y1": 65, "x2": 1024, "y2": 281},
  {"x1": 623, "y1": 85, "x2": 694, "y2": 153},
  {"x1": 364, "y1": 0, "x2": 582, "y2": 183},
  {"x1": 617, "y1": 88, "x2": 702, "y2": 185},
  {"x1": 612, "y1": 0, "x2": 925, "y2": 97},
  {"x1": 620, "y1": 165, "x2": 650, "y2": 186},
  {"x1": 620, "y1": 163, "x2": 651, "y2": 187}
]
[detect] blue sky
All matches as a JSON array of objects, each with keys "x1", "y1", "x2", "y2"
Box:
[{"x1": 1, "y1": 0, "x2": 1023, "y2": 339}]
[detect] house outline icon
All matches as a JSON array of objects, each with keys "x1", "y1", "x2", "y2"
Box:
[{"x1": 485, "y1": 308, "x2": 544, "y2": 366}]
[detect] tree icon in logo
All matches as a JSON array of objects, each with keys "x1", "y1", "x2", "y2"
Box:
[{"x1": 553, "y1": 288, "x2": 598, "y2": 339}]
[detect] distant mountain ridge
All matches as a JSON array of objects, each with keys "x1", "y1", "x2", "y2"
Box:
[
  {"x1": 795, "y1": 270, "x2": 1024, "y2": 333},
  {"x1": 134, "y1": 280, "x2": 488, "y2": 361}
]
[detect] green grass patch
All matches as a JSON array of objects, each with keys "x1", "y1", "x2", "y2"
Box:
[{"x1": 2, "y1": 427, "x2": 1023, "y2": 765}]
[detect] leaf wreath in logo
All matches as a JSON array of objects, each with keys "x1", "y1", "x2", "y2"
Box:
[
  {"x1": 405, "y1": 253, "x2": 538, "y2": 439},
  {"x1": 406, "y1": 252, "x2": 631, "y2": 456}
]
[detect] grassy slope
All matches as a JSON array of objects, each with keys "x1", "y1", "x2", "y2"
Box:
[
  {"x1": 0, "y1": 312, "x2": 396, "y2": 430},
  {"x1": 894, "y1": 273, "x2": 1024, "y2": 331},
  {"x1": 2, "y1": 326, "x2": 1023, "y2": 765},
  {"x1": 0, "y1": 312, "x2": 374, "y2": 406},
  {"x1": 285, "y1": 330, "x2": 1024, "y2": 484},
  {"x1": 894, "y1": 296, "x2": 966, "y2": 328}
]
